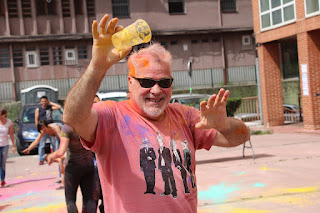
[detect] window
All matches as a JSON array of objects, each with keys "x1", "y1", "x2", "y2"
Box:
[
  {"x1": 161, "y1": 42, "x2": 168, "y2": 50},
  {"x1": 40, "y1": 47, "x2": 50, "y2": 65},
  {"x1": 221, "y1": 0, "x2": 236, "y2": 12},
  {"x1": 53, "y1": 47, "x2": 63, "y2": 65},
  {"x1": 0, "y1": 0, "x2": 4, "y2": 16},
  {"x1": 8, "y1": 0, "x2": 18, "y2": 18},
  {"x1": 13, "y1": 48, "x2": 23, "y2": 67},
  {"x1": 37, "y1": 0, "x2": 56, "y2": 16},
  {"x1": 259, "y1": 0, "x2": 295, "y2": 31},
  {"x1": 74, "y1": 0, "x2": 83, "y2": 15},
  {"x1": 62, "y1": 0, "x2": 70, "y2": 17},
  {"x1": 22, "y1": 0, "x2": 32, "y2": 18},
  {"x1": 65, "y1": 49, "x2": 77, "y2": 65},
  {"x1": 112, "y1": 0, "x2": 129, "y2": 18},
  {"x1": 26, "y1": 51, "x2": 39, "y2": 68},
  {"x1": 87, "y1": 0, "x2": 95, "y2": 17},
  {"x1": 78, "y1": 46, "x2": 87, "y2": 59},
  {"x1": 305, "y1": 0, "x2": 320, "y2": 17},
  {"x1": 168, "y1": 0, "x2": 185, "y2": 14},
  {"x1": 0, "y1": 48, "x2": 10, "y2": 68},
  {"x1": 170, "y1": 41, "x2": 178, "y2": 45}
]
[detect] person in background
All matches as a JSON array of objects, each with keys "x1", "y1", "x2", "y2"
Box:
[
  {"x1": 22, "y1": 120, "x2": 64, "y2": 189},
  {"x1": 46, "y1": 125, "x2": 98, "y2": 213},
  {"x1": 94, "y1": 95, "x2": 100, "y2": 103},
  {"x1": 35, "y1": 96, "x2": 61, "y2": 165},
  {"x1": 63, "y1": 14, "x2": 250, "y2": 212},
  {"x1": 0, "y1": 108, "x2": 16, "y2": 187}
]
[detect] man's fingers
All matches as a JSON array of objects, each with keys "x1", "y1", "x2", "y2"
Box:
[
  {"x1": 221, "y1": 90, "x2": 230, "y2": 106},
  {"x1": 114, "y1": 25, "x2": 124, "y2": 33},
  {"x1": 119, "y1": 46, "x2": 133, "y2": 60},
  {"x1": 99, "y1": 14, "x2": 109, "y2": 34},
  {"x1": 106, "y1": 17, "x2": 119, "y2": 35},
  {"x1": 195, "y1": 122, "x2": 205, "y2": 129},
  {"x1": 199, "y1": 101, "x2": 207, "y2": 111},
  {"x1": 92, "y1": 20, "x2": 99, "y2": 39},
  {"x1": 214, "y1": 88, "x2": 225, "y2": 106},
  {"x1": 207, "y1": 94, "x2": 216, "y2": 108}
]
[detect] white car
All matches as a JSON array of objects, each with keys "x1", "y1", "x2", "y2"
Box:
[
  {"x1": 170, "y1": 93, "x2": 210, "y2": 110},
  {"x1": 97, "y1": 91, "x2": 128, "y2": 102}
]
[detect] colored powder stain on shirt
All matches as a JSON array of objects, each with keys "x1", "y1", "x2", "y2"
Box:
[
  {"x1": 198, "y1": 183, "x2": 239, "y2": 203},
  {"x1": 254, "y1": 183, "x2": 265, "y2": 187}
]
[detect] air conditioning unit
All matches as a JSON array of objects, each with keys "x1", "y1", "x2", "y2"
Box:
[
  {"x1": 242, "y1": 35, "x2": 252, "y2": 50},
  {"x1": 65, "y1": 49, "x2": 77, "y2": 65},
  {"x1": 26, "y1": 51, "x2": 39, "y2": 68}
]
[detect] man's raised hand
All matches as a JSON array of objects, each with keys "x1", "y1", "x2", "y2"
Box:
[{"x1": 195, "y1": 88, "x2": 230, "y2": 131}]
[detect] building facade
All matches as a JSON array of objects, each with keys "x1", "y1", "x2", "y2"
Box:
[
  {"x1": 0, "y1": 0, "x2": 256, "y2": 102},
  {"x1": 252, "y1": 0, "x2": 320, "y2": 129}
]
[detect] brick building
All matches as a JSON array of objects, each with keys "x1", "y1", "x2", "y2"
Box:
[
  {"x1": 252, "y1": 0, "x2": 320, "y2": 129},
  {"x1": 0, "y1": 0, "x2": 256, "y2": 102}
]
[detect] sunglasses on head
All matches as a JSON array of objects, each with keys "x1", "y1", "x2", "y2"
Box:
[{"x1": 132, "y1": 77, "x2": 174, "y2": 88}]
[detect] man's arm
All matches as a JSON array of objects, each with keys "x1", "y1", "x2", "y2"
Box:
[
  {"x1": 63, "y1": 14, "x2": 131, "y2": 142},
  {"x1": 34, "y1": 108, "x2": 39, "y2": 126},
  {"x1": 196, "y1": 88, "x2": 250, "y2": 147},
  {"x1": 49, "y1": 101, "x2": 61, "y2": 111},
  {"x1": 22, "y1": 133, "x2": 43, "y2": 154},
  {"x1": 46, "y1": 136, "x2": 69, "y2": 165}
]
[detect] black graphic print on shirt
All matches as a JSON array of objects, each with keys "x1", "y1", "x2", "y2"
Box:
[{"x1": 139, "y1": 132, "x2": 195, "y2": 198}]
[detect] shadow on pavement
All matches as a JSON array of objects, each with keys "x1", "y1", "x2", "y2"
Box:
[{"x1": 196, "y1": 154, "x2": 274, "y2": 165}]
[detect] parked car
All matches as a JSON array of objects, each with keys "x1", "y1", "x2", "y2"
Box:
[
  {"x1": 14, "y1": 104, "x2": 64, "y2": 155},
  {"x1": 170, "y1": 93, "x2": 210, "y2": 110},
  {"x1": 235, "y1": 104, "x2": 302, "y2": 122},
  {"x1": 97, "y1": 91, "x2": 128, "y2": 102}
]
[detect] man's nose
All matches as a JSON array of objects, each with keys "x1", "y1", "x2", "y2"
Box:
[{"x1": 150, "y1": 83, "x2": 162, "y2": 94}]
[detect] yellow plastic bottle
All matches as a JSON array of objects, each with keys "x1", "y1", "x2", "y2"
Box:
[{"x1": 112, "y1": 19, "x2": 152, "y2": 50}]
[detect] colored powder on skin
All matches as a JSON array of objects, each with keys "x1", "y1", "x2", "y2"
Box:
[{"x1": 198, "y1": 183, "x2": 239, "y2": 203}]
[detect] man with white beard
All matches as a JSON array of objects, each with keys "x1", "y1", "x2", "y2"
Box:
[{"x1": 63, "y1": 13, "x2": 250, "y2": 213}]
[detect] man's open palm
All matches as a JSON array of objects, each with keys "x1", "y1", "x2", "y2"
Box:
[{"x1": 195, "y1": 89, "x2": 230, "y2": 131}]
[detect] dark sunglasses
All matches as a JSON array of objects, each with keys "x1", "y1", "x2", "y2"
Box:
[{"x1": 132, "y1": 77, "x2": 174, "y2": 88}]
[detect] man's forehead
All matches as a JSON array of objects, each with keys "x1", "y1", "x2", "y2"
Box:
[{"x1": 135, "y1": 63, "x2": 171, "y2": 78}]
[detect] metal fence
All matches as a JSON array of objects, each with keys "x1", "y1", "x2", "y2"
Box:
[{"x1": 0, "y1": 65, "x2": 256, "y2": 102}]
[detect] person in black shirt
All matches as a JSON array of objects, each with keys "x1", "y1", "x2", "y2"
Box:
[{"x1": 34, "y1": 96, "x2": 61, "y2": 165}]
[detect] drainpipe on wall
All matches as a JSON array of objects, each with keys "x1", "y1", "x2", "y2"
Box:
[
  {"x1": 221, "y1": 34, "x2": 227, "y2": 85},
  {"x1": 9, "y1": 44, "x2": 17, "y2": 101}
]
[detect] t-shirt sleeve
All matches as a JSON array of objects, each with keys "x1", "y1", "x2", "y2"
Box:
[
  {"x1": 187, "y1": 106, "x2": 217, "y2": 151},
  {"x1": 60, "y1": 125, "x2": 73, "y2": 139},
  {"x1": 80, "y1": 101, "x2": 117, "y2": 154}
]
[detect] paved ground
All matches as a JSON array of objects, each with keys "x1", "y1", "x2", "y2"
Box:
[{"x1": 1, "y1": 122, "x2": 320, "y2": 213}]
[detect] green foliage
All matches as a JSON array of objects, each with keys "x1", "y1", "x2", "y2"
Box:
[
  {"x1": 226, "y1": 97, "x2": 242, "y2": 117},
  {"x1": 0, "y1": 102, "x2": 22, "y2": 121}
]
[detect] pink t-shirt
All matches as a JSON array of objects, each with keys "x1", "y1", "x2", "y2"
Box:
[{"x1": 81, "y1": 100, "x2": 217, "y2": 213}]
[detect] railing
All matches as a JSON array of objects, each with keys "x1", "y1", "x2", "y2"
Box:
[
  {"x1": 234, "y1": 96, "x2": 260, "y2": 121},
  {"x1": 284, "y1": 107, "x2": 302, "y2": 123}
]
